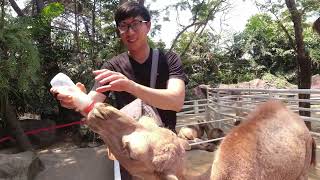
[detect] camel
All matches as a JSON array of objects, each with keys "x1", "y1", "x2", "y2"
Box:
[
  {"x1": 210, "y1": 100, "x2": 316, "y2": 180},
  {"x1": 86, "y1": 103, "x2": 187, "y2": 179},
  {"x1": 85, "y1": 100, "x2": 316, "y2": 180},
  {"x1": 178, "y1": 124, "x2": 204, "y2": 141},
  {"x1": 178, "y1": 120, "x2": 225, "y2": 152},
  {"x1": 198, "y1": 121, "x2": 225, "y2": 146}
]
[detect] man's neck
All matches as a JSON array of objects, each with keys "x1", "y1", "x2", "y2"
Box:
[{"x1": 128, "y1": 44, "x2": 150, "y2": 64}]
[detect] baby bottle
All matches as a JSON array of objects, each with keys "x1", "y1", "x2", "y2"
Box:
[{"x1": 50, "y1": 73, "x2": 93, "y2": 112}]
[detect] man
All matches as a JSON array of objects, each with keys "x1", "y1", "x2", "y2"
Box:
[
  {"x1": 53, "y1": 1, "x2": 187, "y2": 179},
  {"x1": 314, "y1": 17, "x2": 320, "y2": 35}
]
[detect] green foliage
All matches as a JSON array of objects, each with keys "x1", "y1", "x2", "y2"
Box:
[
  {"x1": 0, "y1": 17, "x2": 41, "y2": 116},
  {"x1": 3, "y1": 0, "x2": 318, "y2": 116},
  {"x1": 0, "y1": 18, "x2": 40, "y2": 94},
  {"x1": 252, "y1": 0, "x2": 320, "y2": 79},
  {"x1": 237, "y1": 13, "x2": 298, "y2": 81},
  {"x1": 41, "y1": 2, "x2": 65, "y2": 22},
  {"x1": 262, "y1": 73, "x2": 297, "y2": 89},
  {"x1": 174, "y1": 31, "x2": 217, "y2": 86},
  {"x1": 305, "y1": 26, "x2": 320, "y2": 63}
]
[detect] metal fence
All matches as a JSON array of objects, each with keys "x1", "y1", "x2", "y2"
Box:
[
  {"x1": 206, "y1": 88, "x2": 320, "y2": 137},
  {"x1": 177, "y1": 88, "x2": 320, "y2": 145},
  {"x1": 176, "y1": 89, "x2": 320, "y2": 179},
  {"x1": 177, "y1": 99, "x2": 208, "y2": 116}
]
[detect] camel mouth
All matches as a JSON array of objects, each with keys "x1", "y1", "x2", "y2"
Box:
[{"x1": 90, "y1": 103, "x2": 122, "y2": 120}]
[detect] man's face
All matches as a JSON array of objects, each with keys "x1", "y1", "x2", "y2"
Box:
[{"x1": 117, "y1": 16, "x2": 151, "y2": 51}]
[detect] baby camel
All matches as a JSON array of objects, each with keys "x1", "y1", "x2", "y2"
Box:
[
  {"x1": 178, "y1": 121, "x2": 224, "y2": 152},
  {"x1": 86, "y1": 103, "x2": 187, "y2": 180}
]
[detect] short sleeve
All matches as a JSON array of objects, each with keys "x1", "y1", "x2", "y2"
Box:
[{"x1": 165, "y1": 51, "x2": 189, "y2": 85}]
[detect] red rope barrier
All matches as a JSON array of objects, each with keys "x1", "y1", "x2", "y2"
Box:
[{"x1": 0, "y1": 120, "x2": 85, "y2": 144}]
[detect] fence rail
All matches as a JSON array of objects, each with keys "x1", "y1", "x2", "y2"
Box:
[
  {"x1": 177, "y1": 99, "x2": 207, "y2": 116},
  {"x1": 176, "y1": 88, "x2": 320, "y2": 146},
  {"x1": 175, "y1": 88, "x2": 320, "y2": 180},
  {"x1": 206, "y1": 88, "x2": 320, "y2": 137}
]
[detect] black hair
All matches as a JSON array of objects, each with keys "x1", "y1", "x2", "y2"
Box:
[{"x1": 114, "y1": 1, "x2": 151, "y2": 26}]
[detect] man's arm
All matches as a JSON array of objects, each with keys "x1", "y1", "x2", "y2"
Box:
[
  {"x1": 88, "y1": 90, "x2": 107, "y2": 103},
  {"x1": 129, "y1": 78, "x2": 185, "y2": 112},
  {"x1": 93, "y1": 69, "x2": 186, "y2": 112}
]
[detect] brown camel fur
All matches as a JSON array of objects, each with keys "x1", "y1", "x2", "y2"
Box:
[
  {"x1": 85, "y1": 101, "x2": 316, "y2": 180},
  {"x1": 211, "y1": 101, "x2": 316, "y2": 180},
  {"x1": 86, "y1": 103, "x2": 187, "y2": 180}
]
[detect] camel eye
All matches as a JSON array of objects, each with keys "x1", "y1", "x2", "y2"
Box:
[
  {"x1": 123, "y1": 142, "x2": 138, "y2": 160},
  {"x1": 122, "y1": 132, "x2": 150, "y2": 161}
]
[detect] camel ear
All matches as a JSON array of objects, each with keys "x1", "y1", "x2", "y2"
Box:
[{"x1": 163, "y1": 174, "x2": 179, "y2": 180}]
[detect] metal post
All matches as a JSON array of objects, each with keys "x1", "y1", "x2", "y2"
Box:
[
  {"x1": 217, "y1": 91, "x2": 222, "y2": 129},
  {"x1": 205, "y1": 87, "x2": 210, "y2": 121},
  {"x1": 114, "y1": 160, "x2": 121, "y2": 180},
  {"x1": 194, "y1": 100, "x2": 199, "y2": 114},
  {"x1": 269, "y1": 91, "x2": 274, "y2": 100}
]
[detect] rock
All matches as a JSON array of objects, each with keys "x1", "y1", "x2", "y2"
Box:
[
  {"x1": 0, "y1": 151, "x2": 44, "y2": 180},
  {"x1": 218, "y1": 79, "x2": 274, "y2": 89},
  {"x1": 20, "y1": 119, "x2": 57, "y2": 148},
  {"x1": 35, "y1": 147, "x2": 114, "y2": 180},
  {"x1": 193, "y1": 84, "x2": 210, "y2": 98}
]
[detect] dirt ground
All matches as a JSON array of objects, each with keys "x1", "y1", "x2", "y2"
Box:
[
  {"x1": 2, "y1": 112, "x2": 318, "y2": 179},
  {"x1": 32, "y1": 141, "x2": 215, "y2": 180},
  {"x1": 30, "y1": 141, "x2": 319, "y2": 179},
  {"x1": 35, "y1": 142, "x2": 115, "y2": 180},
  {"x1": 34, "y1": 113, "x2": 320, "y2": 179}
]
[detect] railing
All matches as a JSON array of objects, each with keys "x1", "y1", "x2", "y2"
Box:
[
  {"x1": 177, "y1": 99, "x2": 207, "y2": 116},
  {"x1": 176, "y1": 88, "x2": 320, "y2": 146},
  {"x1": 206, "y1": 88, "x2": 320, "y2": 137}
]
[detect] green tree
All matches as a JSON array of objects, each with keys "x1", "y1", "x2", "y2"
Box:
[
  {"x1": 0, "y1": 16, "x2": 40, "y2": 151},
  {"x1": 241, "y1": 14, "x2": 297, "y2": 80},
  {"x1": 254, "y1": 0, "x2": 320, "y2": 129},
  {"x1": 167, "y1": 0, "x2": 231, "y2": 57}
]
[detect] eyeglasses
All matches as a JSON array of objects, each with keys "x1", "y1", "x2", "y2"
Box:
[{"x1": 118, "y1": 20, "x2": 148, "y2": 34}]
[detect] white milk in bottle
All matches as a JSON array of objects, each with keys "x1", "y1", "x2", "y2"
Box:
[{"x1": 50, "y1": 73, "x2": 93, "y2": 111}]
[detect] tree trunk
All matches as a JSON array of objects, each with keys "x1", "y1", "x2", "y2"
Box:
[
  {"x1": 74, "y1": 0, "x2": 80, "y2": 52},
  {"x1": 119, "y1": 0, "x2": 127, "y2": 5},
  {"x1": 285, "y1": 0, "x2": 312, "y2": 130},
  {"x1": 0, "y1": 0, "x2": 4, "y2": 28},
  {"x1": 8, "y1": 0, "x2": 24, "y2": 16},
  {"x1": 4, "y1": 101, "x2": 34, "y2": 151},
  {"x1": 31, "y1": 0, "x2": 60, "y2": 91},
  {"x1": 137, "y1": 0, "x2": 144, "y2": 5},
  {"x1": 91, "y1": 0, "x2": 97, "y2": 66},
  {"x1": 313, "y1": 17, "x2": 320, "y2": 34},
  {"x1": 34, "y1": 0, "x2": 44, "y2": 14}
]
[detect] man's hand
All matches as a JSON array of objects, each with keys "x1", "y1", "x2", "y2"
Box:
[
  {"x1": 50, "y1": 82, "x2": 87, "y2": 110},
  {"x1": 93, "y1": 69, "x2": 135, "y2": 93}
]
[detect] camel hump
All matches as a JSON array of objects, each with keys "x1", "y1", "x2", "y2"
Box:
[
  {"x1": 246, "y1": 100, "x2": 287, "y2": 119},
  {"x1": 257, "y1": 100, "x2": 286, "y2": 113}
]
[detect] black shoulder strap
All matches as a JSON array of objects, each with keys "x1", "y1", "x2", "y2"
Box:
[
  {"x1": 150, "y1": 48, "x2": 159, "y2": 88},
  {"x1": 125, "y1": 49, "x2": 161, "y2": 120},
  {"x1": 125, "y1": 49, "x2": 159, "y2": 88}
]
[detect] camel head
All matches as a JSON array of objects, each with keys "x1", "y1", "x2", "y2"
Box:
[{"x1": 86, "y1": 103, "x2": 188, "y2": 179}]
